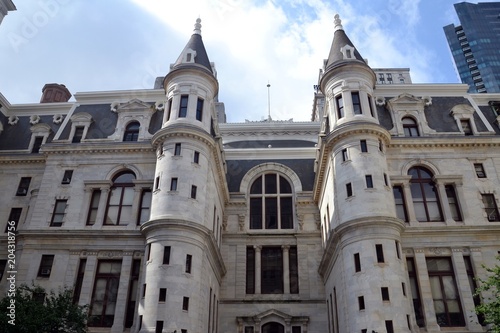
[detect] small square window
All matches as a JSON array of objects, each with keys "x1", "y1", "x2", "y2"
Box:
[
  {"x1": 191, "y1": 185, "x2": 197, "y2": 199},
  {"x1": 163, "y1": 246, "x2": 171, "y2": 265},
  {"x1": 365, "y1": 175, "x2": 373, "y2": 188},
  {"x1": 174, "y1": 143, "x2": 182, "y2": 156},
  {"x1": 38, "y1": 255, "x2": 54, "y2": 277},
  {"x1": 358, "y1": 296, "x2": 365, "y2": 310},
  {"x1": 381, "y1": 287, "x2": 390, "y2": 301},
  {"x1": 170, "y1": 178, "x2": 178, "y2": 191},
  {"x1": 474, "y1": 163, "x2": 486, "y2": 178},
  {"x1": 346, "y1": 183, "x2": 353, "y2": 197},
  {"x1": 360, "y1": 140, "x2": 368, "y2": 152},
  {"x1": 194, "y1": 151, "x2": 200, "y2": 164},
  {"x1": 159, "y1": 288, "x2": 167, "y2": 302},
  {"x1": 16, "y1": 177, "x2": 31, "y2": 196},
  {"x1": 61, "y1": 170, "x2": 73, "y2": 184},
  {"x1": 182, "y1": 296, "x2": 189, "y2": 311}
]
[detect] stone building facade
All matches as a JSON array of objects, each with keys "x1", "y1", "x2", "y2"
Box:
[{"x1": 1, "y1": 16, "x2": 500, "y2": 333}]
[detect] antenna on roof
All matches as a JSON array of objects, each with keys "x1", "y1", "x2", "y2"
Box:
[{"x1": 267, "y1": 81, "x2": 272, "y2": 121}]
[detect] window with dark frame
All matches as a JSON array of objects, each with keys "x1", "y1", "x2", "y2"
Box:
[
  {"x1": 292, "y1": 327, "x2": 301, "y2": 333},
  {"x1": 125, "y1": 259, "x2": 140, "y2": 328},
  {"x1": 61, "y1": 170, "x2": 73, "y2": 184},
  {"x1": 191, "y1": 185, "x2": 197, "y2": 199},
  {"x1": 155, "y1": 321, "x2": 164, "y2": 333},
  {"x1": 402, "y1": 282, "x2": 406, "y2": 296},
  {"x1": 464, "y1": 256, "x2": 485, "y2": 325},
  {"x1": 166, "y1": 99, "x2": 172, "y2": 121},
  {"x1": 16, "y1": 177, "x2": 31, "y2": 196},
  {"x1": 50, "y1": 199, "x2": 67, "y2": 227},
  {"x1": 170, "y1": 178, "x2": 178, "y2": 191},
  {"x1": 196, "y1": 98, "x2": 204, "y2": 121},
  {"x1": 174, "y1": 143, "x2": 182, "y2": 156},
  {"x1": 163, "y1": 246, "x2": 171, "y2": 265},
  {"x1": 474, "y1": 163, "x2": 486, "y2": 178},
  {"x1": 179, "y1": 95, "x2": 188, "y2": 117},
  {"x1": 426, "y1": 257, "x2": 465, "y2": 327},
  {"x1": 385, "y1": 320, "x2": 394, "y2": 333},
  {"x1": 185, "y1": 254, "x2": 192, "y2": 273},
  {"x1": 358, "y1": 296, "x2": 365, "y2": 310},
  {"x1": 249, "y1": 173, "x2": 293, "y2": 230},
  {"x1": 123, "y1": 122, "x2": 140, "y2": 142},
  {"x1": 384, "y1": 173, "x2": 388, "y2": 186},
  {"x1": 336, "y1": 94, "x2": 344, "y2": 119},
  {"x1": 460, "y1": 119, "x2": 473, "y2": 135},
  {"x1": 0, "y1": 260, "x2": 7, "y2": 281},
  {"x1": 86, "y1": 190, "x2": 101, "y2": 226},
  {"x1": 38, "y1": 254, "x2": 54, "y2": 277},
  {"x1": 368, "y1": 95, "x2": 375, "y2": 117},
  {"x1": 182, "y1": 296, "x2": 189, "y2": 311},
  {"x1": 289, "y1": 246, "x2": 299, "y2": 294},
  {"x1": 365, "y1": 175, "x2": 373, "y2": 188},
  {"x1": 352, "y1": 91, "x2": 362, "y2": 115},
  {"x1": 409, "y1": 166, "x2": 443, "y2": 222},
  {"x1": 142, "y1": 283, "x2": 146, "y2": 298},
  {"x1": 194, "y1": 151, "x2": 200, "y2": 164},
  {"x1": 346, "y1": 183, "x2": 353, "y2": 197},
  {"x1": 5, "y1": 208, "x2": 22, "y2": 232},
  {"x1": 402, "y1": 117, "x2": 419, "y2": 137},
  {"x1": 104, "y1": 171, "x2": 136, "y2": 225},
  {"x1": 159, "y1": 288, "x2": 167, "y2": 302},
  {"x1": 407, "y1": 257, "x2": 425, "y2": 327},
  {"x1": 482, "y1": 193, "x2": 500, "y2": 221},
  {"x1": 354, "y1": 253, "x2": 361, "y2": 272},
  {"x1": 360, "y1": 140, "x2": 368, "y2": 152},
  {"x1": 395, "y1": 240, "x2": 401, "y2": 259},
  {"x1": 32, "y1": 136, "x2": 43, "y2": 153},
  {"x1": 381, "y1": 287, "x2": 390, "y2": 301},
  {"x1": 73, "y1": 259, "x2": 86, "y2": 304},
  {"x1": 72, "y1": 126, "x2": 85, "y2": 143},
  {"x1": 445, "y1": 185, "x2": 462, "y2": 221},
  {"x1": 342, "y1": 148, "x2": 348, "y2": 162},
  {"x1": 137, "y1": 189, "x2": 152, "y2": 225},
  {"x1": 393, "y1": 185, "x2": 408, "y2": 222},
  {"x1": 246, "y1": 247, "x2": 255, "y2": 294},
  {"x1": 376, "y1": 244, "x2": 384, "y2": 263}
]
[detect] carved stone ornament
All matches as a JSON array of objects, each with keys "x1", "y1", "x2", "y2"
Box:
[
  {"x1": 110, "y1": 101, "x2": 120, "y2": 112},
  {"x1": 29, "y1": 114, "x2": 40, "y2": 125},
  {"x1": 52, "y1": 114, "x2": 64, "y2": 124},
  {"x1": 155, "y1": 101, "x2": 166, "y2": 111},
  {"x1": 8, "y1": 115, "x2": 19, "y2": 125},
  {"x1": 238, "y1": 214, "x2": 245, "y2": 231},
  {"x1": 375, "y1": 96, "x2": 386, "y2": 106}
]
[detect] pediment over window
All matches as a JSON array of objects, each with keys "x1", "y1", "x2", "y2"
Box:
[
  {"x1": 237, "y1": 309, "x2": 309, "y2": 332},
  {"x1": 107, "y1": 99, "x2": 156, "y2": 141},
  {"x1": 111, "y1": 99, "x2": 153, "y2": 113},
  {"x1": 386, "y1": 93, "x2": 436, "y2": 137}
]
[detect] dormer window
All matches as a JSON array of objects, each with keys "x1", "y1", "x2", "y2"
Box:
[
  {"x1": 402, "y1": 117, "x2": 419, "y2": 137},
  {"x1": 123, "y1": 122, "x2": 140, "y2": 142},
  {"x1": 340, "y1": 45, "x2": 356, "y2": 60}
]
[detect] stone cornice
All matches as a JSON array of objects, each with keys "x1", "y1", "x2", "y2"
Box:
[
  {"x1": 74, "y1": 89, "x2": 166, "y2": 104},
  {"x1": 224, "y1": 147, "x2": 316, "y2": 160},
  {"x1": 374, "y1": 83, "x2": 470, "y2": 96},
  {"x1": 35, "y1": 142, "x2": 155, "y2": 155},
  {"x1": 0, "y1": 154, "x2": 46, "y2": 164},
  {"x1": 389, "y1": 136, "x2": 500, "y2": 148}
]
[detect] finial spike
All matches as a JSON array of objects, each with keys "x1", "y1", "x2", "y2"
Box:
[
  {"x1": 334, "y1": 14, "x2": 343, "y2": 31},
  {"x1": 194, "y1": 18, "x2": 202, "y2": 35}
]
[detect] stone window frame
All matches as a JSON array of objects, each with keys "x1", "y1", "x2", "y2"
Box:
[
  {"x1": 237, "y1": 309, "x2": 309, "y2": 333},
  {"x1": 386, "y1": 93, "x2": 436, "y2": 137},
  {"x1": 68, "y1": 112, "x2": 92, "y2": 143},
  {"x1": 107, "y1": 99, "x2": 155, "y2": 142},
  {"x1": 29, "y1": 123, "x2": 52, "y2": 153},
  {"x1": 450, "y1": 104, "x2": 479, "y2": 136}
]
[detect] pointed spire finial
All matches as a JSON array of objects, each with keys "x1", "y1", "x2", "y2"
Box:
[
  {"x1": 194, "y1": 18, "x2": 202, "y2": 35},
  {"x1": 334, "y1": 14, "x2": 343, "y2": 31}
]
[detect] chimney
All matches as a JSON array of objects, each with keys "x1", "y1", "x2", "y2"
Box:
[{"x1": 40, "y1": 83, "x2": 71, "y2": 103}]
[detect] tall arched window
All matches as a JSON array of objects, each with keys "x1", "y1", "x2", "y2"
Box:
[
  {"x1": 262, "y1": 322, "x2": 285, "y2": 333},
  {"x1": 249, "y1": 173, "x2": 293, "y2": 229},
  {"x1": 402, "y1": 117, "x2": 419, "y2": 137},
  {"x1": 123, "y1": 122, "x2": 140, "y2": 142},
  {"x1": 409, "y1": 167, "x2": 443, "y2": 222},
  {"x1": 105, "y1": 171, "x2": 136, "y2": 225}
]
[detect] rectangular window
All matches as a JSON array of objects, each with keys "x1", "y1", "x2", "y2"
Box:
[
  {"x1": 474, "y1": 163, "x2": 486, "y2": 178},
  {"x1": 245, "y1": 327, "x2": 255, "y2": 333},
  {"x1": 32, "y1": 136, "x2": 43, "y2": 153},
  {"x1": 261, "y1": 247, "x2": 283, "y2": 294},
  {"x1": 72, "y1": 259, "x2": 86, "y2": 304},
  {"x1": 163, "y1": 246, "x2": 171, "y2": 265},
  {"x1": 368, "y1": 95, "x2": 375, "y2": 117},
  {"x1": 464, "y1": 256, "x2": 484, "y2": 325},
  {"x1": 137, "y1": 189, "x2": 152, "y2": 225},
  {"x1": 125, "y1": 259, "x2": 140, "y2": 328},
  {"x1": 181, "y1": 330, "x2": 187, "y2": 333},
  {"x1": 352, "y1": 92, "x2": 362, "y2": 115},
  {"x1": 142, "y1": 284, "x2": 146, "y2": 298},
  {"x1": 346, "y1": 183, "x2": 352, "y2": 197},
  {"x1": 146, "y1": 243, "x2": 151, "y2": 261},
  {"x1": 379, "y1": 139, "x2": 383, "y2": 152},
  {"x1": 365, "y1": 175, "x2": 373, "y2": 188},
  {"x1": 395, "y1": 240, "x2": 401, "y2": 259},
  {"x1": 5, "y1": 208, "x2": 22, "y2": 232},
  {"x1": 426, "y1": 257, "x2": 465, "y2": 327},
  {"x1": 16, "y1": 177, "x2": 31, "y2": 196},
  {"x1": 170, "y1": 178, "x2": 178, "y2": 191},
  {"x1": 445, "y1": 185, "x2": 462, "y2": 221},
  {"x1": 156, "y1": 321, "x2": 163, "y2": 333},
  {"x1": 354, "y1": 253, "x2": 361, "y2": 272},
  {"x1": 461, "y1": 119, "x2": 472, "y2": 135},
  {"x1": 174, "y1": 143, "x2": 182, "y2": 156},
  {"x1": 72, "y1": 126, "x2": 85, "y2": 143},
  {"x1": 384, "y1": 173, "x2": 388, "y2": 186},
  {"x1": 86, "y1": 190, "x2": 101, "y2": 226},
  {"x1": 358, "y1": 296, "x2": 365, "y2": 310},
  {"x1": 166, "y1": 99, "x2": 172, "y2": 121},
  {"x1": 246, "y1": 247, "x2": 255, "y2": 294},
  {"x1": 402, "y1": 282, "x2": 406, "y2": 296},
  {"x1": 159, "y1": 288, "x2": 167, "y2": 302},
  {"x1": 179, "y1": 95, "x2": 188, "y2": 117},
  {"x1": 342, "y1": 148, "x2": 348, "y2": 162},
  {"x1": 393, "y1": 186, "x2": 408, "y2": 222},
  {"x1": 289, "y1": 246, "x2": 299, "y2": 294},
  {"x1": 50, "y1": 199, "x2": 67, "y2": 227},
  {"x1": 196, "y1": 98, "x2": 204, "y2": 121},
  {"x1": 194, "y1": 151, "x2": 200, "y2": 164},
  {"x1": 61, "y1": 170, "x2": 73, "y2": 184},
  {"x1": 336, "y1": 95, "x2": 344, "y2": 119},
  {"x1": 360, "y1": 140, "x2": 368, "y2": 152},
  {"x1": 191, "y1": 185, "x2": 197, "y2": 199},
  {"x1": 376, "y1": 244, "x2": 384, "y2": 263},
  {"x1": 407, "y1": 258, "x2": 424, "y2": 327},
  {"x1": 154, "y1": 176, "x2": 160, "y2": 191},
  {"x1": 38, "y1": 254, "x2": 54, "y2": 277},
  {"x1": 385, "y1": 320, "x2": 394, "y2": 333},
  {"x1": 381, "y1": 287, "x2": 390, "y2": 301},
  {"x1": 292, "y1": 327, "x2": 301, "y2": 333},
  {"x1": 185, "y1": 254, "x2": 192, "y2": 273},
  {"x1": 182, "y1": 296, "x2": 189, "y2": 311},
  {"x1": 482, "y1": 194, "x2": 500, "y2": 221}
]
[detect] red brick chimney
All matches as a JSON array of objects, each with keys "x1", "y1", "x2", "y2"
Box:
[{"x1": 40, "y1": 83, "x2": 71, "y2": 103}]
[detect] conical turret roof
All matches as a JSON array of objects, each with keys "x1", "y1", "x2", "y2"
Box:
[{"x1": 172, "y1": 18, "x2": 214, "y2": 74}]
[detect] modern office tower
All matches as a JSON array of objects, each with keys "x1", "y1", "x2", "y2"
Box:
[
  {"x1": 444, "y1": 1, "x2": 500, "y2": 93},
  {"x1": 2, "y1": 15, "x2": 500, "y2": 333}
]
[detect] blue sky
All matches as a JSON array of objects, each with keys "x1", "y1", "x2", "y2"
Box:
[{"x1": 0, "y1": 1, "x2": 496, "y2": 122}]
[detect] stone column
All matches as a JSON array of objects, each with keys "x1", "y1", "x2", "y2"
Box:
[
  {"x1": 78, "y1": 253, "x2": 97, "y2": 307},
  {"x1": 434, "y1": 181, "x2": 454, "y2": 225},
  {"x1": 413, "y1": 250, "x2": 440, "y2": 331},
  {"x1": 451, "y1": 249, "x2": 482, "y2": 331},
  {"x1": 93, "y1": 187, "x2": 110, "y2": 228},
  {"x1": 402, "y1": 183, "x2": 418, "y2": 225},
  {"x1": 111, "y1": 253, "x2": 133, "y2": 333},
  {"x1": 282, "y1": 245, "x2": 290, "y2": 294},
  {"x1": 254, "y1": 246, "x2": 261, "y2": 294},
  {"x1": 129, "y1": 186, "x2": 142, "y2": 229},
  {"x1": 64, "y1": 251, "x2": 81, "y2": 287}
]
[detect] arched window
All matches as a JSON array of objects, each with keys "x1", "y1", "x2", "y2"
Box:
[
  {"x1": 123, "y1": 122, "x2": 140, "y2": 142},
  {"x1": 402, "y1": 117, "x2": 419, "y2": 137},
  {"x1": 249, "y1": 173, "x2": 293, "y2": 229},
  {"x1": 262, "y1": 322, "x2": 285, "y2": 333},
  {"x1": 105, "y1": 171, "x2": 136, "y2": 225},
  {"x1": 409, "y1": 167, "x2": 443, "y2": 222}
]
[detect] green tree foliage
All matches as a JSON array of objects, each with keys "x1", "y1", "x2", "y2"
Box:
[
  {"x1": 0, "y1": 284, "x2": 88, "y2": 333},
  {"x1": 475, "y1": 258, "x2": 500, "y2": 333}
]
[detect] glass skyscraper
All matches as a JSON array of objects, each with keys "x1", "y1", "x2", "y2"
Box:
[{"x1": 444, "y1": 2, "x2": 500, "y2": 93}]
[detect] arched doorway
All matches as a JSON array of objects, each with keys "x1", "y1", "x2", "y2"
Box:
[{"x1": 262, "y1": 322, "x2": 284, "y2": 333}]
